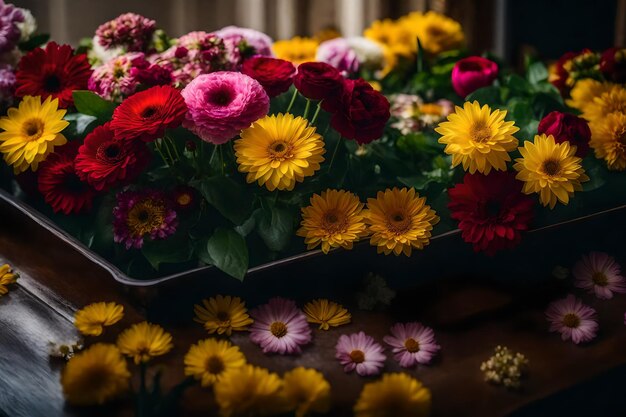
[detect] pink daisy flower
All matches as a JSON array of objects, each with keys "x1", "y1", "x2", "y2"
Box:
[
  {"x1": 383, "y1": 322, "x2": 440, "y2": 368},
  {"x1": 181, "y1": 71, "x2": 269, "y2": 144},
  {"x1": 573, "y1": 252, "x2": 626, "y2": 300},
  {"x1": 545, "y1": 294, "x2": 598, "y2": 344},
  {"x1": 249, "y1": 297, "x2": 312, "y2": 355},
  {"x1": 335, "y1": 331, "x2": 386, "y2": 376}
]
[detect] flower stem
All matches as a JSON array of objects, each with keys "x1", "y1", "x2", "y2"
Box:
[
  {"x1": 285, "y1": 88, "x2": 298, "y2": 113},
  {"x1": 154, "y1": 140, "x2": 170, "y2": 167},
  {"x1": 138, "y1": 362, "x2": 147, "y2": 417},
  {"x1": 209, "y1": 144, "x2": 218, "y2": 166},
  {"x1": 328, "y1": 136, "x2": 343, "y2": 172},
  {"x1": 310, "y1": 100, "x2": 322, "y2": 125},
  {"x1": 161, "y1": 138, "x2": 176, "y2": 165},
  {"x1": 303, "y1": 99, "x2": 312, "y2": 120},
  {"x1": 165, "y1": 134, "x2": 181, "y2": 161},
  {"x1": 219, "y1": 144, "x2": 224, "y2": 176}
]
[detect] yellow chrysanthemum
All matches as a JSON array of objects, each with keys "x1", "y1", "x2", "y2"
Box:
[
  {"x1": 193, "y1": 295, "x2": 253, "y2": 336},
  {"x1": 435, "y1": 101, "x2": 519, "y2": 174},
  {"x1": 0, "y1": 263, "x2": 17, "y2": 296},
  {"x1": 184, "y1": 338, "x2": 246, "y2": 387},
  {"x1": 235, "y1": 113, "x2": 325, "y2": 191},
  {"x1": 0, "y1": 95, "x2": 68, "y2": 173},
  {"x1": 365, "y1": 187, "x2": 439, "y2": 257},
  {"x1": 514, "y1": 134, "x2": 589, "y2": 209},
  {"x1": 401, "y1": 11, "x2": 464, "y2": 55},
  {"x1": 283, "y1": 367, "x2": 331, "y2": 417},
  {"x1": 582, "y1": 84, "x2": 626, "y2": 123},
  {"x1": 74, "y1": 301, "x2": 124, "y2": 336},
  {"x1": 61, "y1": 343, "x2": 130, "y2": 406},
  {"x1": 364, "y1": 19, "x2": 415, "y2": 57},
  {"x1": 590, "y1": 112, "x2": 626, "y2": 170},
  {"x1": 214, "y1": 365, "x2": 287, "y2": 417},
  {"x1": 273, "y1": 37, "x2": 318, "y2": 65},
  {"x1": 303, "y1": 299, "x2": 351, "y2": 330},
  {"x1": 296, "y1": 189, "x2": 368, "y2": 254},
  {"x1": 565, "y1": 79, "x2": 614, "y2": 111},
  {"x1": 354, "y1": 373, "x2": 431, "y2": 417},
  {"x1": 116, "y1": 321, "x2": 173, "y2": 364}
]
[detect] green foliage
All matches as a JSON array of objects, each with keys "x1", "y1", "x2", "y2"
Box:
[
  {"x1": 72, "y1": 90, "x2": 117, "y2": 121},
  {"x1": 190, "y1": 176, "x2": 253, "y2": 225},
  {"x1": 205, "y1": 228, "x2": 249, "y2": 280}
]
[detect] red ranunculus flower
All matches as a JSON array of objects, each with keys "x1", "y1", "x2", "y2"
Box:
[
  {"x1": 15, "y1": 42, "x2": 92, "y2": 108},
  {"x1": 451, "y1": 56, "x2": 498, "y2": 98},
  {"x1": 75, "y1": 123, "x2": 151, "y2": 191},
  {"x1": 242, "y1": 56, "x2": 296, "y2": 98},
  {"x1": 110, "y1": 85, "x2": 187, "y2": 142},
  {"x1": 600, "y1": 47, "x2": 626, "y2": 84},
  {"x1": 448, "y1": 171, "x2": 534, "y2": 256},
  {"x1": 537, "y1": 111, "x2": 591, "y2": 157},
  {"x1": 293, "y1": 61, "x2": 343, "y2": 101},
  {"x1": 324, "y1": 78, "x2": 390, "y2": 144},
  {"x1": 38, "y1": 142, "x2": 97, "y2": 215}
]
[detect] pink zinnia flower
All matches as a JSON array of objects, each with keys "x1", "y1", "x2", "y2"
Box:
[
  {"x1": 249, "y1": 297, "x2": 312, "y2": 355},
  {"x1": 335, "y1": 331, "x2": 386, "y2": 376},
  {"x1": 573, "y1": 252, "x2": 626, "y2": 300},
  {"x1": 383, "y1": 322, "x2": 440, "y2": 368},
  {"x1": 95, "y1": 13, "x2": 156, "y2": 52},
  {"x1": 181, "y1": 71, "x2": 269, "y2": 144},
  {"x1": 545, "y1": 294, "x2": 598, "y2": 344}
]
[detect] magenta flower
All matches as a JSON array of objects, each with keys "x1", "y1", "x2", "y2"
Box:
[
  {"x1": 545, "y1": 294, "x2": 598, "y2": 344},
  {"x1": 451, "y1": 56, "x2": 498, "y2": 98},
  {"x1": 335, "y1": 331, "x2": 386, "y2": 376},
  {"x1": 249, "y1": 297, "x2": 312, "y2": 355},
  {"x1": 95, "y1": 13, "x2": 156, "y2": 52},
  {"x1": 0, "y1": 0, "x2": 23, "y2": 53},
  {"x1": 383, "y1": 322, "x2": 440, "y2": 368},
  {"x1": 181, "y1": 71, "x2": 269, "y2": 144},
  {"x1": 316, "y1": 38, "x2": 359, "y2": 75},
  {"x1": 113, "y1": 189, "x2": 177, "y2": 250},
  {"x1": 89, "y1": 53, "x2": 143, "y2": 101},
  {"x1": 214, "y1": 25, "x2": 274, "y2": 57},
  {"x1": 573, "y1": 252, "x2": 626, "y2": 300}
]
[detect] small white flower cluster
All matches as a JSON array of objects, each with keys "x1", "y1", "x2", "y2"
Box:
[
  {"x1": 480, "y1": 345, "x2": 528, "y2": 389},
  {"x1": 48, "y1": 339, "x2": 84, "y2": 360},
  {"x1": 16, "y1": 8, "x2": 36, "y2": 42}
]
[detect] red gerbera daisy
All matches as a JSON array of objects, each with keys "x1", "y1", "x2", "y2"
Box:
[
  {"x1": 38, "y1": 142, "x2": 97, "y2": 215},
  {"x1": 75, "y1": 123, "x2": 151, "y2": 191},
  {"x1": 110, "y1": 85, "x2": 187, "y2": 142},
  {"x1": 15, "y1": 42, "x2": 92, "y2": 108},
  {"x1": 448, "y1": 171, "x2": 534, "y2": 256}
]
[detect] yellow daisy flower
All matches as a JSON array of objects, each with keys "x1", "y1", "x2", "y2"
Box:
[
  {"x1": 235, "y1": 113, "x2": 325, "y2": 191},
  {"x1": 296, "y1": 189, "x2": 368, "y2": 254},
  {"x1": 565, "y1": 79, "x2": 613, "y2": 112},
  {"x1": 0, "y1": 263, "x2": 18, "y2": 296},
  {"x1": 283, "y1": 367, "x2": 331, "y2": 417},
  {"x1": 514, "y1": 134, "x2": 589, "y2": 209},
  {"x1": 354, "y1": 373, "x2": 431, "y2": 417},
  {"x1": 116, "y1": 321, "x2": 173, "y2": 364},
  {"x1": 74, "y1": 301, "x2": 124, "y2": 336},
  {"x1": 273, "y1": 37, "x2": 318, "y2": 65},
  {"x1": 0, "y1": 95, "x2": 68, "y2": 173},
  {"x1": 589, "y1": 112, "x2": 626, "y2": 170},
  {"x1": 364, "y1": 19, "x2": 415, "y2": 57},
  {"x1": 193, "y1": 295, "x2": 253, "y2": 336},
  {"x1": 303, "y1": 299, "x2": 351, "y2": 330},
  {"x1": 401, "y1": 11, "x2": 464, "y2": 55},
  {"x1": 214, "y1": 364, "x2": 287, "y2": 417},
  {"x1": 61, "y1": 343, "x2": 130, "y2": 406},
  {"x1": 582, "y1": 84, "x2": 626, "y2": 123},
  {"x1": 184, "y1": 338, "x2": 246, "y2": 387},
  {"x1": 365, "y1": 187, "x2": 439, "y2": 257},
  {"x1": 435, "y1": 101, "x2": 519, "y2": 174}
]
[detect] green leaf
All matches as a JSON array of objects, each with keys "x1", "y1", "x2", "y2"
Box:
[
  {"x1": 190, "y1": 176, "x2": 253, "y2": 225},
  {"x1": 507, "y1": 99, "x2": 533, "y2": 125},
  {"x1": 465, "y1": 86, "x2": 501, "y2": 105},
  {"x1": 72, "y1": 90, "x2": 116, "y2": 120},
  {"x1": 582, "y1": 157, "x2": 607, "y2": 192},
  {"x1": 141, "y1": 233, "x2": 193, "y2": 270},
  {"x1": 206, "y1": 228, "x2": 249, "y2": 280},
  {"x1": 63, "y1": 113, "x2": 98, "y2": 139},
  {"x1": 507, "y1": 74, "x2": 531, "y2": 94},
  {"x1": 398, "y1": 175, "x2": 434, "y2": 190},
  {"x1": 256, "y1": 204, "x2": 296, "y2": 252},
  {"x1": 18, "y1": 33, "x2": 50, "y2": 51},
  {"x1": 527, "y1": 62, "x2": 549, "y2": 84}
]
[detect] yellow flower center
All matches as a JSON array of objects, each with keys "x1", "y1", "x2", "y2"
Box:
[
  {"x1": 79, "y1": 365, "x2": 114, "y2": 393},
  {"x1": 177, "y1": 193, "x2": 192, "y2": 206},
  {"x1": 268, "y1": 140, "x2": 293, "y2": 161},
  {"x1": 216, "y1": 311, "x2": 230, "y2": 322},
  {"x1": 404, "y1": 338, "x2": 420, "y2": 353},
  {"x1": 470, "y1": 122, "x2": 492, "y2": 143},
  {"x1": 322, "y1": 209, "x2": 348, "y2": 234},
  {"x1": 542, "y1": 159, "x2": 561, "y2": 176},
  {"x1": 427, "y1": 25, "x2": 445, "y2": 38},
  {"x1": 592, "y1": 271, "x2": 608, "y2": 286},
  {"x1": 386, "y1": 211, "x2": 412, "y2": 234},
  {"x1": 270, "y1": 321, "x2": 288, "y2": 338},
  {"x1": 562, "y1": 313, "x2": 580, "y2": 328},
  {"x1": 349, "y1": 349, "x2": 365, "y2": 363},
  {"x1": 205, "y1": 355, "x2": 225, "y2": 374},
  {"x1": 23, "y1": 118, "x2": 45, "y2": 141},
  {"x1": 126, "y1": 199, "x2": 166, "y2": 237}
]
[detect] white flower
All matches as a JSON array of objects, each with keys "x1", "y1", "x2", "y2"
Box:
[
  {"x1": 16, "y1": 8, "x2": 37, "y2": 42},
  {"x1": 346, "y1": 36, "x2": 385, "y2": 70},
  {"x1": 89, "y1": 35, "x2": 124, "y2": 65}
]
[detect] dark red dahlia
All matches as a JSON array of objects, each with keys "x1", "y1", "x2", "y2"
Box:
[
  {"x1": 242, "y1": 57, "x2": 296, "y2": 97},
  {"x1": 38, "y1": 142, "x2": 97, "y2": 215},
  {"x1": 110, "y1": 85, "x2": 187, "y2": 142},
  {"x1": 15, "y1": 42, "x2": 92, "y2": 108},
  {"x1": 75, "y1": 123, "x2": 151, "y2": 191},
  {"x1": 448, "y1": 171, "x2": 534, "y2": 256}
]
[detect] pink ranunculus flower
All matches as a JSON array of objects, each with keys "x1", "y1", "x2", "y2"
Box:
[
  {"x1": 213, "y1": 25, "x2": 274, "y2": 57},
  {"x1": 181, "y1": 71, "x2": 269, "y2": 144},
  {"x1": 451, "y1": 56, "x2": 498, "y2": 98},
  {"x1": 316, "y1": 37, "x2": 359, "y2": 75}
]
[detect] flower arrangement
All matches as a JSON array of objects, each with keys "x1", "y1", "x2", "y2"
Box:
[{"x1": 0, "y1": 4, "x2": 624, "y2": 286}]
